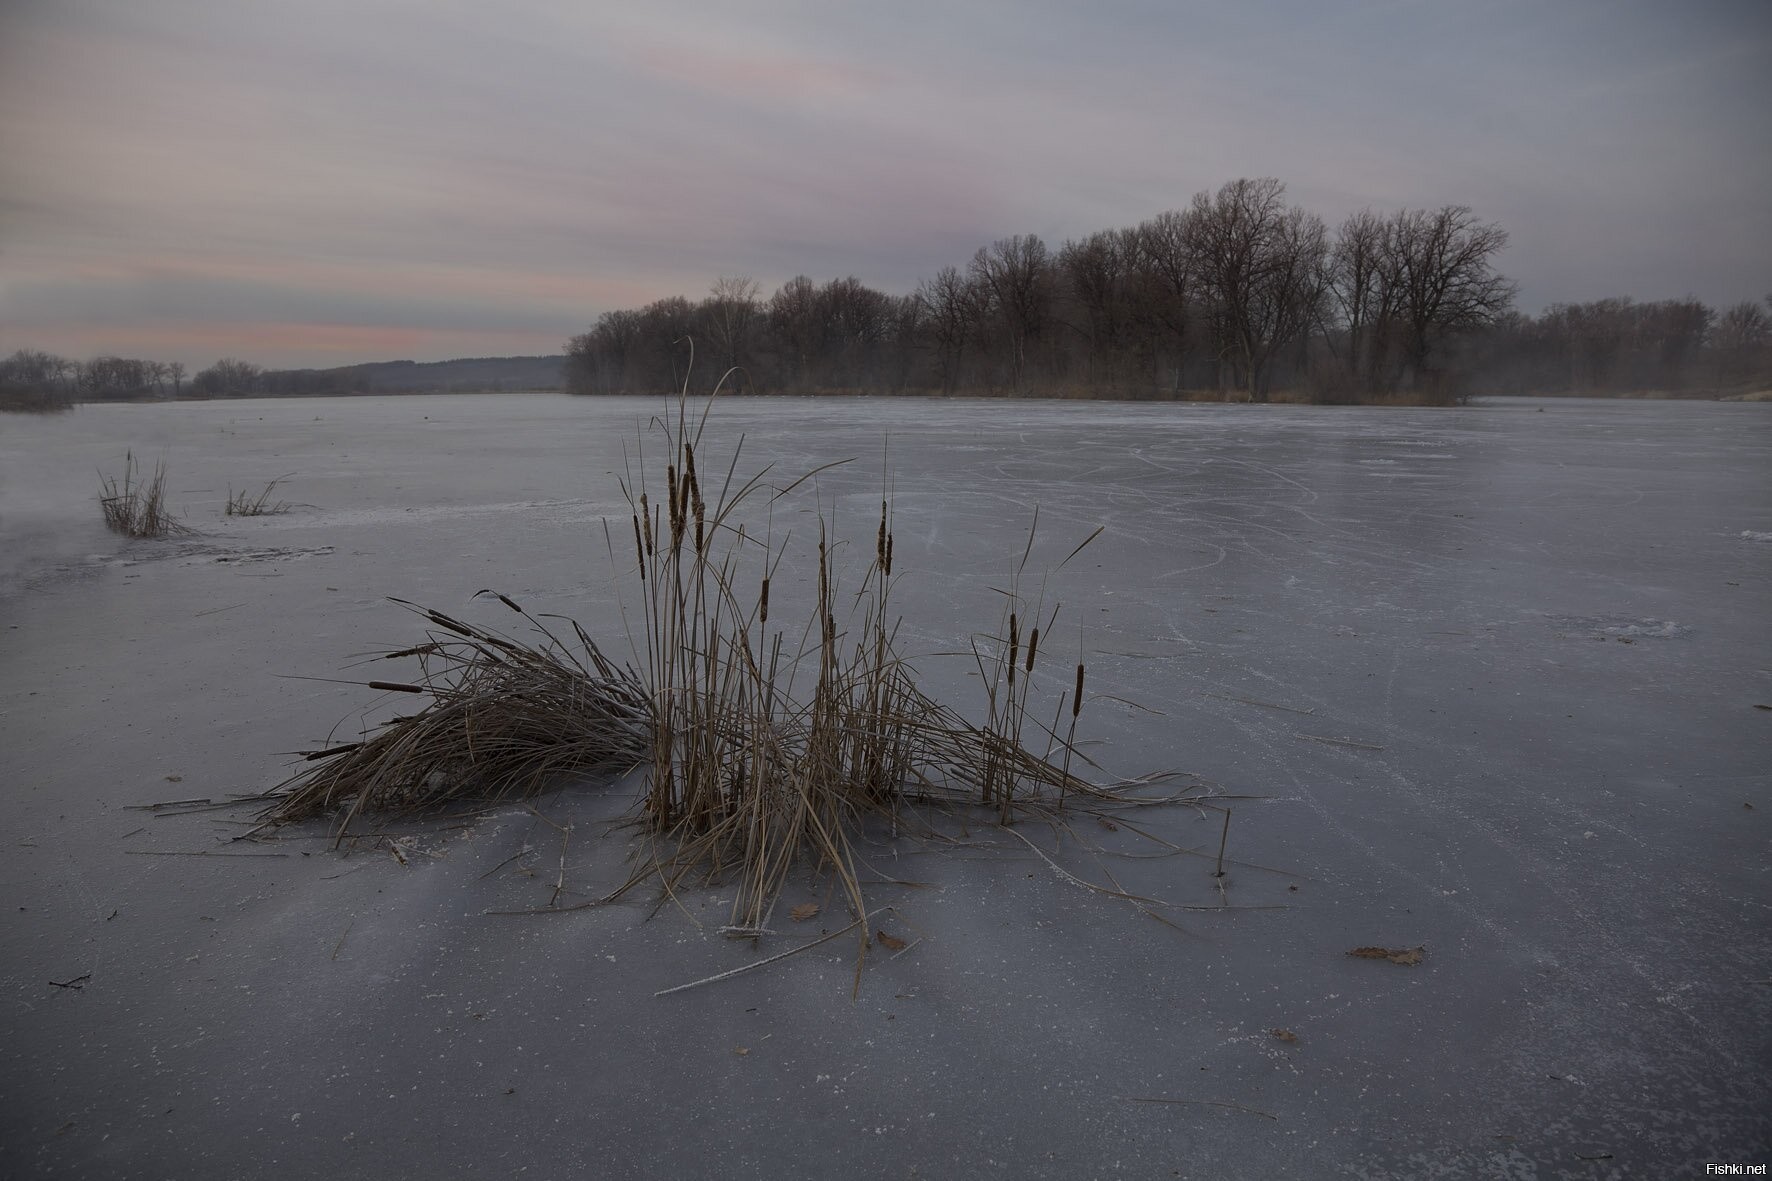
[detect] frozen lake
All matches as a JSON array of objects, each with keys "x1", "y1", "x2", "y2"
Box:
[{"x1": 3, "y1": 393, "x2": 1770, "y2": 1178}]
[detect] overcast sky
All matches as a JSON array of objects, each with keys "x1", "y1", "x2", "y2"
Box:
[{"x1": 2, "y1": 0, "x2": 1768, "y2": 370}]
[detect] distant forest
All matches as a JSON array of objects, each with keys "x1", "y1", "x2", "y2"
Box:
[
  {"x1": 0, "y1": 353, "x2": 565, "y2": 412},
  {"x1": 564, "y1": 178, "x2": 1771, "y2": 404},
  {"x1": 6, "y1": 177, "x2": 1769, "y2": 413}
]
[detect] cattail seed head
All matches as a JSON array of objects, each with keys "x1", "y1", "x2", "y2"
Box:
[
  {"x1": 1072, "y1": 663, "x2": 1086, "y2": 717},
  {"x1": 632, "y1": 514, "x2": 647, "y2": 580},
  {"x1": 1026, "y1": 627, "x2": 1039, "y2": 673},
  {"x1": 759, "y1": 577, "x2": 769, "y2": 626},
  {"x1": 665, "y1": 466, "x2": 684, "y2": 546}
]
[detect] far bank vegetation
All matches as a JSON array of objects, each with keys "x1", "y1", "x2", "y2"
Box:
[
  {"x1": 564, "y1": 177, "x2": 1771, "y2": 405},
  {"x1": 12, "y1": 176, "x2": 1771, "y2": 410}
]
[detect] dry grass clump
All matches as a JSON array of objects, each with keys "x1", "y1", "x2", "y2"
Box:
[
  {"x1": 272, "y1": 597, "x2": 651, "y2": 832},
  {"x1": 100, "y1": 452, "x2": 188, "y2": 538},
  {"x1": 608, "y1": 394, "x2": 1114, "y2": 931},
  {"x1": 225, "y1": 476, "x2": 294, "y2": 516},
  {"x1": 262, "y1": 374, "x2": 1184, "y2": 940}
]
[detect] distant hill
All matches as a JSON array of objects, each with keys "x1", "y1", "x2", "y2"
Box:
[
  {"x1": 248, "y1": 351, "x2": 567, "y2": 397},
  {"x1": 338, "y1": 354, "x2": 566, "y2": 392}
]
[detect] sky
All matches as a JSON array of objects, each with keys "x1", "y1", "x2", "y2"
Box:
[{"x1": 1, "y1": 0, "x2": 1768, "y2": 370}]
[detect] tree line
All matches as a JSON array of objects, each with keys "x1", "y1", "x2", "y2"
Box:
[
  {"x1": 0, "y1": 352, "x2": 378, "y2": 412},
  {"x1": 567, "y1": 177, "x2": 1522, "y2": 404},
  {"x1": 0, "y1": 352, "x2": 586, "y2": 412},
  {"x1": 8, "y1": 173, "x2": 1767, "y2": 413},
  {"x1": 1470, "y1": 295, "x2": 1772, "y2": 395},
  {"x1": 0, "y1": 350, "x2": 190, "y2": 411},
  {"x1": 567, "y1": 177, "x2": 1771, "y2": 403}
]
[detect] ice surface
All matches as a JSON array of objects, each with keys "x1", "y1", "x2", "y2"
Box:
[{"x1": 3, "y1": 394, "x2": 1769, "y2": 1178}]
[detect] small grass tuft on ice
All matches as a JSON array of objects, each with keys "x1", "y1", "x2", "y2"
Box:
[{"x1": 99, "y1": 452, "x2": 188, "y2": 538}]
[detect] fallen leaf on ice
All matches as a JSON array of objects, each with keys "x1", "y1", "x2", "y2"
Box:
[
  {"x1": 875, "y1": 930, "x2": 908, "y2": 951},
  {"x1": 1347, "y1": 946, "x2": 1424, "y2": 966},
  {"x1": 1269, "y1": 1028, "x2": 1298, "y2": 1043},
  {"x1": 733, "y1": 1046, "x2": 750, "y2": 1056},
  {"x1": 789, "y1": 903, "x2": 820, "y2": 922}
]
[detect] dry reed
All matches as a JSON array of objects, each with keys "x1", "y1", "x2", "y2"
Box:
[
  {"x1": 100, "y1": 452, "x2": 187, "y2": 538},
  {"x1": 269, "y1": 596, "x2": 651, "y2": 829},
  {"x1": 260, "y1": 369, "x2": 1195, "y2": 950},
  {"x1": 226, "y1": 475, "x2": 294, "y2": 516}
]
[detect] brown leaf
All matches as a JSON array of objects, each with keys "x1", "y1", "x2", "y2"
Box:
[
  {"x1": 875, "y1": 929, "x2": 907, "y2": 951},
  {"x1": 1269, "y1": 1028, "x2": 1298, "y2": 1043},
  {"x1": 1347, "y1": 945, "x2": 1425, "y2": 966},
  {"x1": 733, "y1": 1046, "x2": 749, "y2": 1056},
  {"x1": 789, "y1": 903, "x2": 820, "y2": 922},
  {"x1": 164, "y1": 774, "x2": 183, "y2": 783}
]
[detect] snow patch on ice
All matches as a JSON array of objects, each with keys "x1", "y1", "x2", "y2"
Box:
[{"x1": 1544, "y1": 614, "x2": 1690, "y2": 640}]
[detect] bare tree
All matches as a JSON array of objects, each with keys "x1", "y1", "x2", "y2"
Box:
[
  {"x1": 1184, "y1": 179, "x2": 1325, "y2": 400},
  {"x1": 191, "y1": 358, "x2": 263, "y2": 397},
  {"x1": 1058, "y1": 230, "x2": 1134, "y2": 385},
  {"x1": 0, "y1": 349, "x2": 78, "y2": 412},
  {"x1": 1327, "y1": 208, "x2": 1397, "y2": 391},
  {"x1": 705, "y1": 275, "x2": 759, "y2": 379},
  {"x1": 81, "y1": 355, "x2": 160, "y2": 399},
  {"x1": 884, "y1": 293, "x2": 925, "y2": 392},
  {"x1": 1713, "y1": 300, "x2": 1772, "y2": 388},
  {"x1": 969, "y1": 234, "x2": 1051, "y2": 392},
  {"x1": 767, "y1": 276, "x2": 821, "y2": 390},
  {"x1": 566, "y1": 308, "x2": 647, "y2": 394},
  {"x1": 916, "y1": 265, "x2": 986, "y2": 395},
  {"x1": 1131, "y1": 211, "x2": 1195, "y2": 392},
  {"x1": 1714, "y1": 300, "x2": 1771, "y2": 350},
  {"x1": 1385, "y1": 206, "x2": 1514, "y2": 392}
]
